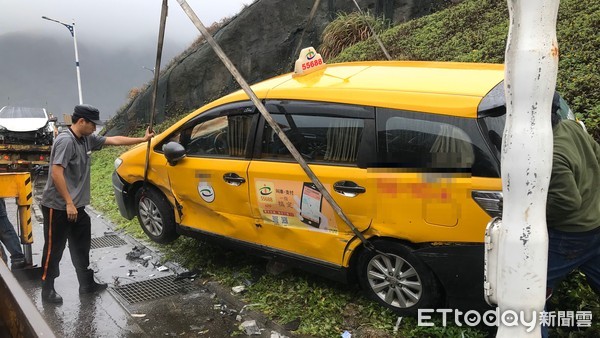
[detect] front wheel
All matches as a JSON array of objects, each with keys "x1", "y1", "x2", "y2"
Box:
[
  {"x1": 135, "y1": 187, "x2": 179, "y2": 244},
  {"x1": 357, "y1": 242, "x2": 441, "y2": 315}
]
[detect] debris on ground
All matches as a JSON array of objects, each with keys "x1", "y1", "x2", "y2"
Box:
[
  {"x1": 231, "y1": 285, "x2": 246, "y2": 294},
  {"x1": 239, "y1": 320, "x2": 261, "y2": 335},
  {"x1": 239, "y1": 303, "x2": 260, "y2": 315},
  {"x1": 156, "y1": 265, "x2": 169, "y2": 272},
  {"x1": 341, "y1": 330, "x2": 352, "y2": 338},
  {"x1": 173, "y1": 269, "x2": 200, "y2": 281},
  {"x1": 393, "y1": 317, "x2": 403, "y2": 333},
  {"x1": 125, "y1": 246, "x2": 152, "y2": 267},
  {"x1": 283, "y1": 318, "x2": 301, "y2": 331},
  {"x1": 213, "y1": 303, "x2": 237, "y2": 316},
  {"x1": 270, "y1": 331, "x2": 289, "y2": 338}
]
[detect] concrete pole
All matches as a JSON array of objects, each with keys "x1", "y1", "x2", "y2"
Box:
[{"x1": 497, "y1": 0, "x2": 559, "y2": 336}]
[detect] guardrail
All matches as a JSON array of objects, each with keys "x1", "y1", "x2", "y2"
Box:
[{"x1": 0, "y1": 259, "x2": 55, "y2": 337}]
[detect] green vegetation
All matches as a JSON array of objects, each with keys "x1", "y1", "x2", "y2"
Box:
[
  {"x1": 333, "y1": 0, "x2": 600, "y2": 140},
  {"x1": 319, "y1": 12, "x2": 390, "y2": 60},
  {"x1": 92, "y1": 0, "x2": 599, "y2": 336}
]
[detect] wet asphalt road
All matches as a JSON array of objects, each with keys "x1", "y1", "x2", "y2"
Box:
[{"x1": 7, "y1": 174, "x2": 295, "y2": 338}]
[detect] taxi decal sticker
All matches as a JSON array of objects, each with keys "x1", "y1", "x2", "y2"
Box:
[
  {"x1": 255, "y1": 179, "x2": 337, "y2": 233},
  {"x1": 197, "y1": 183, "x2": 215, "y2": 203}
]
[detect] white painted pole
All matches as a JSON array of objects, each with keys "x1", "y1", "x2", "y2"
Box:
[{"x1": 497, "y1": 0, "x2": 560, "y2": 336}]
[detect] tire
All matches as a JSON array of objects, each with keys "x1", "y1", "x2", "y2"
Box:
[
  {"x1": 135, "y1": 187, "x2": 179, "y2": 244},
  {"x1": 357, "y1": 241, "x2": 441, "y2": 315}
]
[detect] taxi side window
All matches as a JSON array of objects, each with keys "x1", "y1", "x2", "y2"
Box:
[
  {"x1": 260, "y1": 114, "x2": 365, "y2": 165},
  {"x1": 376, "y1": 109, "x2": 499, "y2": 177},
  {"x1": 177, "y1": 114, "x2": 254, "y2": 158}
]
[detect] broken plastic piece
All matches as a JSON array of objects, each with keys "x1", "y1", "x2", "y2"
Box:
[
  {"x1": 231, "y1": 285, "x2": 246, "y2": 294},
  {"x1": 341, "y1": 331, "x2": 352, "y2": 338},
  {"x1": 239, "y1": 320, "x2": 261, "y2": 335}
]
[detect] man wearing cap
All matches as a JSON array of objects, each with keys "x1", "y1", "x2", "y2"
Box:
[{"x1": 40, "y1": 104, "x2": 154, "y2": 304}]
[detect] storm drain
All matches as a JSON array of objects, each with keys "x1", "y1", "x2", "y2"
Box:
[
  {"x1": 90, "y1": 235, "x2": 127, "y2": 250},
  {"x1": 112, "y1": 275, "x2": 195, "y2": 304}
]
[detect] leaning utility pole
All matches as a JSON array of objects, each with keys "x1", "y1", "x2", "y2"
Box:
[{"x1": 496, "y1": 0, "x2": 560, "y2": 336}]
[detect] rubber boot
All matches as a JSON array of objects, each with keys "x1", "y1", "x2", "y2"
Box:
[
  {"x1": 11, "y1": 256, "x2": 26, "y2": 270},
  {"x1": 77, "y1": 270, "x2": 108, "y2": 294},
  {"x1": 41, "y1": 278, "x2": 63, "y2": 304}
]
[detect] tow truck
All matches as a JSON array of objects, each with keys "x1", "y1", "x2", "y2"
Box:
[
  {"x1": 0, "y1": 172, "x2": 54, "y2": 337},
  {"x1": 0, "y1": 106, "x2": 56, "y2": 172}
]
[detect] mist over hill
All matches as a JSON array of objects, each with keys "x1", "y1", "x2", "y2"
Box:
[{"x1": 0, "y1": 31, "x2": 186, "y2": 120}]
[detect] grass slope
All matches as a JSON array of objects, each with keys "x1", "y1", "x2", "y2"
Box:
[{"x1": 335, "y1": 0, "x2": 600, "y2": 139}]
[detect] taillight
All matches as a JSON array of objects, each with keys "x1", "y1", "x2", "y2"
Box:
[{"x1": 472, "y1": 191, "x2": 503, "y2": 217}]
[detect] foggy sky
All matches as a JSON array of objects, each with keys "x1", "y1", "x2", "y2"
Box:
[{"x1": 0, "y1": 0, "x2": 254, "y2": 119}]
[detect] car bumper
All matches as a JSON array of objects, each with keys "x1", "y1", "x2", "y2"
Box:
[{"x1": 112, "y1": 171, "x2": 135, "y2": 220}]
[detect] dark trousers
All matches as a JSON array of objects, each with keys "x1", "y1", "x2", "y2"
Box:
[
  {"x1": 542, "y1": 227, "x2": 600, "y2": 338},
  {"x1": 41, "y1": 206, "x2": 91, "y2": 281},
  {"x1": 546, "y1": 227, "x2": 600, "y2": 294},
  {"x1": 0, "y1": 198, "x2": 25, "y2": 261}
]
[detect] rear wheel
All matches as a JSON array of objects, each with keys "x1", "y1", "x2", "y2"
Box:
[
  {"x1": 135, "y1": 187, "x2": 179, "y2": 244},
  {"x1": 357, "y1": 242, "x2": 441, "y2": 315}
]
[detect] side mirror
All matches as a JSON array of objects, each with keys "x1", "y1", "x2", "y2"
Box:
[{"x1": 163, "y1": 142, "x2": 186, "y2": 166}]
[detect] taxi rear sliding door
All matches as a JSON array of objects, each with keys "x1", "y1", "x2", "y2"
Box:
[
  {"x1": 247, "y1": 100, "x2": 376, "y2": 266},
  {"x1": 373, "y1": 108, "x2": 499, "y2": 243}
]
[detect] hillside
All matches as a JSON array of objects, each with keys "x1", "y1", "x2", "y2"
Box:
[
  {"x1": 334, "y1": 0, "x2": 600, "y2": 137},
  {"x1": 102, "y1": 0, "x2": 453, "y2": 136}
]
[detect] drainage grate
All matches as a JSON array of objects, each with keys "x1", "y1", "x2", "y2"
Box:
[
  {"x1": 90, "y1": 235, "x2": 127, "y2": 250},
  {"x1": 112, "y1": 275, "x2": 195, "y2": 304}
]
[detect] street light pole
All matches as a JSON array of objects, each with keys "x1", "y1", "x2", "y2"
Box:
[
  {"x1": 42, "y1": 16, "x2": 83, "y2": 104},
  {"x1": 142, "y1": 66, "x2": 155, "y2": 75}
]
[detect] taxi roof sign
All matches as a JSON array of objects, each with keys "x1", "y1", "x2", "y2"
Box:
[{"x1": 293, "y1": 47, "x2": 326, "y2": 77}]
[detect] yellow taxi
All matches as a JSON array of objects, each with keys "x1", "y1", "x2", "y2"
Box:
[{"x1": 113, "y1": 55, "x2": 535, "y2": 314}]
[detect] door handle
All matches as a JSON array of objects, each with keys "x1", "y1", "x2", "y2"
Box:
[
  {"x1": 223, "y1": 173, "x2": 246, "y2": 186},
  {"x1": 333, "y1": 181, "x2": 366, "y2": 197}
]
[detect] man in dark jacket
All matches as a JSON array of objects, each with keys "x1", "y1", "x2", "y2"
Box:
[{"x1": 544, "y1": 94, "x2": 600, "y2": 335}]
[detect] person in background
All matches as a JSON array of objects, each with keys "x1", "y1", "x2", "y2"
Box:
[
  {"x1": 40, "y1": 104, "x2": 153, "y2": 304},
  {"x1": 0, "y1": 198, "x2": 26, "y2": 269},
  {"x1": 544, "y1": 93, "x2": 600, "y2": 336}
]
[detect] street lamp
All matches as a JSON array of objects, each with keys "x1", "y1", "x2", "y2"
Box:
[
  {"x1": 42, "y1": 16, "x2": 83, "y2": 104},
  {"x1": 142, "y1": 66, "x2": 155, "y2": 75}
]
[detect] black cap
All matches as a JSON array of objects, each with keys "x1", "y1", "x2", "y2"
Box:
[{"x1": 73, "y1": 104, "x2": 102, "y2": 125}]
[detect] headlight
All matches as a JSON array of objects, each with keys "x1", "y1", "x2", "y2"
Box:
[{"x1": 114, "y1": 158, "x2": 123, "y2": 170}]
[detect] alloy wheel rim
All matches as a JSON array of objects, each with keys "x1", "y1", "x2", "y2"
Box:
[
  {"x1": 366, "y1": 253, "x2": 422, "y2": 308},
  {"x1": 139, "y1": 197, "x2": 164, "y2": 237}
]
